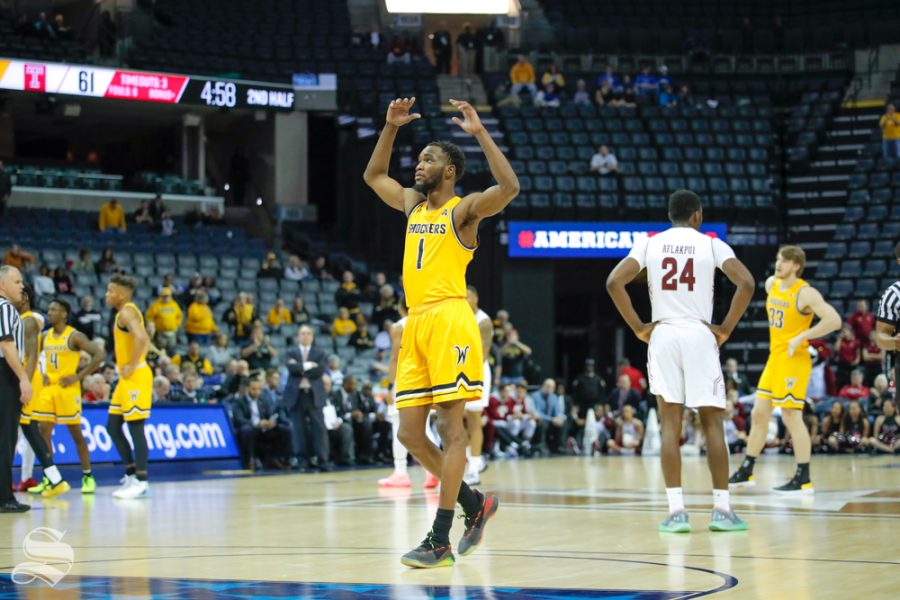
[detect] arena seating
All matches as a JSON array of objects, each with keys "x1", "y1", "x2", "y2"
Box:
[
  {"x1": 4, "y1": 163, "x2": 212, "y2": 196},
  {"x1": 0, "y1": 6, "x2": 85, "y2": 62}
]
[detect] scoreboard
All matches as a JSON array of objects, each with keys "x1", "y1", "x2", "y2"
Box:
[{"x1": 0, "y1": 58, "x2": 296, "y2": 110}]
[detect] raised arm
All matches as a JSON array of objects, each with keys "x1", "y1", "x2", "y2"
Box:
[
  {"x1": 788, "y1": 286, "x2": 842, "y2": 356},
  {"x1": 709, "y1": 258, "x2": 756, "y2": 346},
  {"x1": 606, "y1": 257, "x2": 655, "y2": 343},
  {"x1": 363, "y1": 97, "x2": 423, "y2": 215},
  {"x1": 453, "y1": 100, "x2": 520, "y2": 222}
]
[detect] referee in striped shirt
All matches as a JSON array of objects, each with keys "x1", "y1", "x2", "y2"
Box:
[
  {"x1": 0, "y1": 265, "x2": 31, "y2": 512},
  {"x1": 875, "y1": 241, "x2": 900, "y2": 389}
]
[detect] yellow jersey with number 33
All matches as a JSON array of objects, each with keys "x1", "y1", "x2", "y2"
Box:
[
  {"x1": 402, "y1": 196, "x2": 475, "y2": 308},
  {"x1": 766, "y1": 278, "x2": 813, "y2": 356}
]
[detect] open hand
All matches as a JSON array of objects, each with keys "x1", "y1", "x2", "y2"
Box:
[
  {"x1": 59, "y1": 375, "x2": 79, "y2": 387},
  {"x1": 449, "y1": 99, "x2": 485, "y2": 135},
  {"x1": 385, "y1": 97, "x2": 421, "y2": 127},
  {"x1": 787, "y1": 334, "x2": 805, "y2": 357},
  {"x1": 707, "y1": 324, "x2": 731, "y2": 347}
]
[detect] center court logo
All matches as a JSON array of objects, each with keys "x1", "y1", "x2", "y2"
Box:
[{"x1": 11, "y1": 527, "x2": 74, "y2": 587}]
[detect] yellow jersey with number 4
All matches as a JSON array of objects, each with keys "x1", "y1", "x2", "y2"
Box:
[
  {"x1": 766, "y1": 278, "x2": 813, "y2": 356},
  {"x1": 402, "y1": 196, "x2": 475, "y2": 308},
  {"x1": 43, "y1": 325, "x2": 80, "y2": 384}
]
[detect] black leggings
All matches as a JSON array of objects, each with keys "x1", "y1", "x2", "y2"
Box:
[
  {"x1": 22, "y1": 421, "x2": 54, "y2": 469},
  {"x1": 107, "y1": 414, "x2": 149, "y2": 473}
]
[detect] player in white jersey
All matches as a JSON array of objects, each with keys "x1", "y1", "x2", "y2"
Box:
[
  {"x1": 607, "y1": 190, "x2": 755, "y2": 533},
  {"x1": 464, "y1": 285, "x2": 493, "y2": 485},
  {"x1": 379, "y1": 300, "x2": 413, "y2": 488}
]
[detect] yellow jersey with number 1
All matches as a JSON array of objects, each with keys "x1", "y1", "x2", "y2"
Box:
[
  {"x1": 766, "y1": 278, "x2": 814, "y2": 356},
  {"x1": 402, "y1": 196, "x2": 475, "y2": 308}
]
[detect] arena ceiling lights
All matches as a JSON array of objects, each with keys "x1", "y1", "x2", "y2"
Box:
[{"x1": 385, "y1": 0, "x2": 513, "y2": 14}]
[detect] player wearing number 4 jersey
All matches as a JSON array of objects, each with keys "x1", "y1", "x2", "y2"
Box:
[
  {"x1": 729, "y1": 246, "x2": 841, "y2": 494},
  {"x1": 607, "y1": 190, "x2": 756, "y2": 533},
  {"x1": 364, "y1": 97, "x2": 517, "y2": 568}
]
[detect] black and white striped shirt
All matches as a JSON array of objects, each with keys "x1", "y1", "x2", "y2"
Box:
[
  {"x1": 0, "y1": 296, "x2": 24, "y2": 362},
  {"x1": 877, "y1": 281, "x2": 900, "y2": 327}
]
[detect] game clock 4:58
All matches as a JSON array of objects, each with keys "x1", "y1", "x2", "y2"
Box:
[{"x1": 182, "y1": 78, "x2": 295, "y2": 111}]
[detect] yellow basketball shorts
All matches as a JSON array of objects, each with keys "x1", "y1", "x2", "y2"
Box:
[
  {"x1": 109, "y1": 364, "x2": 153, "y2": 422},
  {"x1": 396, "y1": 298, "x2": 485, "y2": 409},
  {"x1": 31, "y1": 382, "x2": 83, "y2": 425},
  {"x1": 19, "y1": 374, "x2": 42, "y2": 426},
  {"x1": 756, "y1": 351, "x2": 811, "y2": 410}
]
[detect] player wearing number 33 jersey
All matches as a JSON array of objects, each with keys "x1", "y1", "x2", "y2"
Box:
[{"x1": 626, "y1": 220, "x2": 736, "y2": 409}]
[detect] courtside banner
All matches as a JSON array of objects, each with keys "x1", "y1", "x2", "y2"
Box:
[
  {"x1": 15, "y1": 404, "x2": 239, "y2": 465},
  {"x1": 508, "y1": 221, "x2": 728, "y2": 258}
]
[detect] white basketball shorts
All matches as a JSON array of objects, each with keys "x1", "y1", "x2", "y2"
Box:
[
  {"x1": 466, "y1": 361, "x2": 491, "y2": 411},
  {"x1": 647, "y1": 322, "x2": 725, "y2": 409}
]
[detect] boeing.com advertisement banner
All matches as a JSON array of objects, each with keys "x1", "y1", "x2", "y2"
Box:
[
  {"x1": 508, "y1": 221, "x2": 729, "y2": 259},
  {"x1": 15, "y1": 405, "x2": 239, "y2": 465}
]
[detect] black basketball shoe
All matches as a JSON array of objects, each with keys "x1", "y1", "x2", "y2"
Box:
[{"x1": 400, "y1": 531, "x2": 455, "y2": 568}]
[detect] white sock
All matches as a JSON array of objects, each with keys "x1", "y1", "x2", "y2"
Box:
[
  {"x1": 425, "y1": 414, "x2": 440, "y2": 446},
  {"x1": 466, "y1": 446, "x2": 472, "y2": 459},
  {"x1": 713, "y1": 489, "x2": 730, "y2": 511},
  {"x1": 45, "y1": 465, "x2": 62, "y2": 486},
  {"x1": 391, "y1": 417, "x2": 407, "y2": 475},
  {"x1": 666, "y1": 487, "x2": 685, "y2": 513},
  {"x1": 470, "y1": 455, "x2": 483, "y2": 475},
  {"x1": 18, "y1": 428, "x2": 35, "y2": 481}
]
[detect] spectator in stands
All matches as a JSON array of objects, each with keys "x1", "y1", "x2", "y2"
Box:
[
  {"x1": 72, "y1": 249, "x2": 92, "y2": 273},
  {"x1": 333, "y1": 376, "x2": 376, "y2": 464},
  {"x1": 74, "y1": 296, "x2": 102, "y2": 340},
  {"x1": 374, "y1": 319, "x2": 393, "y2": 352},
  {"x1": 590, "y1": 145, "x2": 618, "y2": 176},
  {"x1": 202, "y1": 276, "x2": 221, "y2": 306},
  {"x1": 534, "y1": 83, "x2": 561, "y2": 108},
  {"x1": 134, "y1": 200, "x2": 154, "y2": 225},
  {"x1": 94, "y1": 248, "x2": 118, "y2": 276},
  {"x1": 257, "y1": 253, "x2": 281, "y2": 279},
  {"x1": 160, "y1": 210, "x2": 175, "y2": 236},
  {"x1": 848, "y1": 300, "x2": 875, "y2": 341},
  {"x1": 609, "y1": 374, "x2": 641, "y2": 415},
  {"x1": 185, "y1": 291, "x2": 216, "y2": 344},
  {"x1": 172, "y1": 341, "x2": 214, "y2": 376},
  {"x1": 82, "y1": 374, "x2": 109, "y2": 403},
  {"x1": 634, "y1": 66, "x2": 658, "y2": 98},
  {"x1": 149, "y1": 194, "x2": 165, "y2": 221},
  {"x1": 617, "y1": 358, "x2": 646, "y2": 395},
  {"x1": 364, "y1": 272, "x2": 388, "y2": 303},
  {"x1": 870, "y1": 374, "x2": 892, "y2": 415},
  {"x1": 335, "y1": 271, "x2": 361, "y2": 313},
  {"x1": 325, "y1": 355, "x2": 344, "y2": 388},
  {"x1": 595, "y1": 65, "x2": 617, "y2": 90},
  {"x1": 266, "y1": 298, "x2": 292, "y2": 331},
  {"x1": 367, "y1": 24, "x2": 382, "y2": 50},
  {"x1": 98, "y1": 198, "x2": 126, "y2": 233},
  {"x1": 606, "y1": 404, "x2": 644, "y2": 455},
  {"x1": 225, "y1": 293, "x2": 257, "y2": 342},
  {"x1": 834, "y1": 325, "x2": 861, "y2": 387},
  {"x1": 509, "y1": 381, "x2": 537, "y2": 452},
  {"x1": 494, "y1": 82, "x2": 521, "y2": 108},
  {"x1": 0, "y1": 161, "x2": 10, "y2": 217},
  {"x1": 658, "y1": 84, "x2": 676, "y2": 108},
  {"x1": 509, "y1": 55, "x2": 537, "y2": 99},
  {"x1": 386, "y1": 35, "x2": 411, "y2": 65},
  {"x1": 479, "y1": 23, "x2": 505, "y2": 72},
  {"x1": 34, "y1": 11, "x2": 55, "y2": 39},
  {"x1": 676, "y1": 85, "x2": 696, "y2": 108},
  {"x1": 572, "y1": 358, "x2": 606, "y2": 423},
  {"x1": 284, "y1": 255, "x2": 310, "y2": 281},
  {"x1": 594, "y1": 81, "x2": 614, "y2": 106},
  {"x1": 493, "y1": 309, "x2": 511, "y2": 345},
  {"x1": 457, "y1": 24, "x2": 477, "y2": 76},
  {"x1": 207, "y1": 332, "x2": 233, "y2": 373},
  {"x1": 233, "y1": 377, "x2": 291, "y2": 470},
  {"x1": 573, "y1": 79, "x2": 591, "y2": 105},
  {"x1": 431, "y1": 21, "x2": 452, "y2": 74},
  {"x1": 541, "y1": 64, "x2": 566, "y2": 92},
  {"x1": 53, "y1": 265, "x2": 73, "y2": 294},
  {"x1": 241, "y1": 323, "x2": 277, "y2": 371},
  {"x1": 181, "y1": 373, "x2": 210, "y2": 403},
  {"x1": 331, "y1": 307, "x2": 357, "y2": 339},
  {"x1": 527, "y1": 378, "x2": 565, "y2": 454},
  {"x1": 724, "y1": 397, "x2": 748, "y2": 453},
  {"x1": 828, "y1": 400, "x2": 870, "y2": 453},
  {"x1": 54, "y1": 13, "x2": 72, "y2": 40},
  {"x1": 284, "y1": 325, "x2": 331, "y2": 470},
  {"x1": 144, "y1": 322, "x2": 166, "y2": 368},
  {"x1": 290, "y1": 297, "x2": 311, "y2": 327},
  {"x1": 311, "y1": 255, "x2": 334, "y2": 281},
  {"x1": 3, "y1": 244, "x2": 35, "y2": 271},
  {"x1": 34, "y1": 265, "x2": 55, "y2": 297},
  {"x1": 879, "y1": 103, "x2": 900, "y2": 159},
  {"x1": 839, "y1": 369, "x2": 871, "y2": 404},
  {"x1": 820, "y1": 401, "x2": 844, "y2": 452},
  {"x1": 862, "y1": 331, "x2": 885, "y2": 383},
  {"x1": 369, "y1": 348, "x2": 390, "y2": 384},
  {"x1": 610, "y1": 76, "x2": 637, "y2": 108},
  {"x1": 724, "y1": 358, "x2": 752, "y2": 396},
  {"x1": 146, "y1": 287, "x2": 183, "y2": 353},
  {"x1": 184, "y1": 206, "x2": 205, "y2": 228},
  {"x1": 321, "y1": 374, "x2": 355, "y2": 466},
  {"x1": 260, "y1": 368, "x2": 282, "y2": 405},
  {"x1": 869, "y1": 399, "x2": 898, "y2": 454},
  {"x1": 499, "y1": 329, "x2": 532, "y2": 385},
  {"x1": 372, "y1": 284, "x2": 400, "y2": 325},
  {"x1": 350, "y1": 314, "x2": 375, "y2": 351}
]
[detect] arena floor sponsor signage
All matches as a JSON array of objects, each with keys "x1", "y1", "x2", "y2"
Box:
[
  {"x1": 509, "y1": 221, "x2": 728, "y2": 258},
  {"x1": 15, "y1": 405, "x2": 239, "y2": 465}
]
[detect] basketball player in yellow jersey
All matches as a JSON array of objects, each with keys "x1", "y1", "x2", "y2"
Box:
[
  {"x1": 364, "y1": 97, "x2": 519, "y2": 568},
  {"x1": 729, "y1": 246, "x2": 841, "y2": 494},
  {"x1": 105, "y1": 274, "x2": 154, "y2": 499},
  {"x1": 32, "y1": 299, "x2": 105, "y2": 495}
]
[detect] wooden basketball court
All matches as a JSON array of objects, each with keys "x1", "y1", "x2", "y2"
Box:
[{"x1": 1, "y1": 454, "x2": 898, "y2": 598}]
